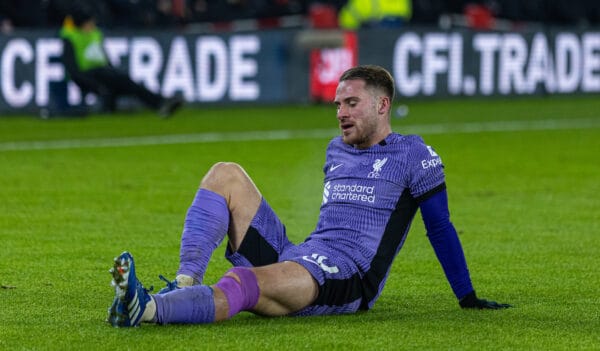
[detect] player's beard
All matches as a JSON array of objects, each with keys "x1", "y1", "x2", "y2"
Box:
[{"x1": 342, "y1": 115, "x2": 380, "y2": 148}]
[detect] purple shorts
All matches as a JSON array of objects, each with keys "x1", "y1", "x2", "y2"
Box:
[{"x1": 225, "y1": 198, "x2": 366, "y2": 316}]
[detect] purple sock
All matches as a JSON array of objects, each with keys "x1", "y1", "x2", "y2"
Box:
[
  {"x1": 178, "y1": 189, "x2": 229, "y2": 282},
  {"x1": 153, "y1": 285, "x2": 215, "y2": 324},
  {"x1": 215, "y1": 267, "x2": 260, "y2": 318}
]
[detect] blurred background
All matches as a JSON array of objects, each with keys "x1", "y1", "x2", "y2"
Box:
[
  {"x1": 1, "y1": 0, "x2": 600, "y2": 116},
  {"x1": 1, "y1": 0, "x2": 599, "y2": 31}
]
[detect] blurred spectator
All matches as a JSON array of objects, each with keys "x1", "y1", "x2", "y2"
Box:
[
  {"x1": 105, "y1": 0, "x2": 180, "y2": 28},
  {"x1": 261, "y1": 0, "x2": 306, "y2": 18},
  {"x1": 59, "y1": 3, "x2": 183, "y2": 116},
  {"x1": 1, "y1": 17, "x2": 14, "y2": 34},
  {"x1": 411, "y1": 0, "x2": 447, "y2": 24},
  {"x1": 308, "y1": 2, "x2": 339, "y2": 28},
  {"x1": 3, "y1": 0, "x2": 48, "y2": 27},
  {"x1": 437, "y1": 0, "x2": 600, "y2": 27},
  {"x1": 1, "y1": 0, "x2": 599, "y2": 30},
  {"x1": 534, "y1": 0, "x2": 590, "y2": 25},
  {"x1": 105, "y1": 0, "x2": 149, "y2": 28},
  {"x1": 0, "y1": 2, "x2": 14, "y2": 33},
  {"x1": 338, "y1": 0, "x2": 412, "y2": 29},
  {"x1": 47, "y1": 0, "x2": 112, "y2": 28},
  {"x1": 46, "y1": 0, "x2": 73, "y2": 27},
  {"x1": 187, "y1": 0, "x2": 210, "y2": 23}
]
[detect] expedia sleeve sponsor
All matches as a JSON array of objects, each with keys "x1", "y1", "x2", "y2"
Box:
[
  {"x1": 421, "y1": 157, "x2": 443, "y2": 169},
  {"x1": 406, "y1": 135, "x2": 446, "y2": 198}
]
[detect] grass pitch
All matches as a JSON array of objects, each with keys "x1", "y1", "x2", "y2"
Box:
[{"x1": 0, "y1": 96, "x2": 598, "y2": 350}]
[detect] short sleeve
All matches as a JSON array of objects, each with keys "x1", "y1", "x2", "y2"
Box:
[{"x1": 406, "y1": 136, "x2": 446, "y2": 200}]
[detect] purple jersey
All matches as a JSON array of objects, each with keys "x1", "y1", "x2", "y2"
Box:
[
  {"x1": 228, "y1": 132, "x2": 449, "y2": 315},
  {"x1": 301, "y1": 133, "x2": 445, "y2": 308},
  {"x1": 310, "y1": 133, "x2": 444, "y2": 272}
]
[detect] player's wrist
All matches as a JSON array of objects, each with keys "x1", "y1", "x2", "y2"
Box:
[{"x1": 458, "y1": 290, "x2": 478, "y2": 308}]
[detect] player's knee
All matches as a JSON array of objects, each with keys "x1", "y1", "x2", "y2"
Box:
[
  {"x1": 214, "y1": 267, "x2": 260, "y2": 318},
  {"x1": 201, "y1": 162, "x2": 246, "y2": 193}
]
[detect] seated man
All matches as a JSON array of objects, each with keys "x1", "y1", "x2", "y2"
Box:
[
  {"x1": 60, "y1": 5, "x2": 182, "y2": 117},
  {"x1": 107, "y1": 65, "x2": 511, "y2": 327}
]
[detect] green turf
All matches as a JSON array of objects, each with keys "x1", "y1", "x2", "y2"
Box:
[{"x1": 0, "y1": 96, "x2": 599, "y2": 350}]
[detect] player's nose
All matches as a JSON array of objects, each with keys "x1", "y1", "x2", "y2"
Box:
[{"x1": 336, "y1": 105, "x2": 348, "y2": 120}]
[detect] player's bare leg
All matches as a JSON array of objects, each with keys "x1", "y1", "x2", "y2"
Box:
[
  {"x1": 249, "y1": 261, "x2": 318, "y2": 316},
  {"x1": 201, "y1": 163, "x2": 319, "y2": 319},
  {"x1": 211, "y1": 261, "x2": 318, "y2": 321},
  {"x1": 199, "y1": 161, "x2": 262, "y2": 250},
  {"x1": 160, "y1": 162, "x2": 263, "y2": 292}
]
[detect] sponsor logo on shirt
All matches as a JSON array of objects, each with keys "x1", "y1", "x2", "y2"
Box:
[
  {"x1": 421, "y1": 158, "x2": 443, "y2": 169},
  {"x1": 323, "y1": 181, "x2": 376, "y2": 204},
  {"x1": 422, "y1": 145, "x2": 443, "y2": 169},
  {"x1": 427, "y1": 145, "x2": 439, "y2": 157},
  {"x1": 323, "y1": 181, "x2": 331, "y2": 204}
]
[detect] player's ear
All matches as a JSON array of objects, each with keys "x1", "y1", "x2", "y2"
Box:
[{"x1": 378, "y1": 96, "x2": 390, "y2": 115}]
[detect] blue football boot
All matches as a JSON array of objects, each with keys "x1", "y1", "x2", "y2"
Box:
[
  {"x1": 107, "y1": 251, "x2": 152, "y2": 327},
  {"x1": 157, "y1": 274, "x2": 197, "y2": 294},
  {"x1": 157, "y1": 274, "x2": 180, "y2": 294}
]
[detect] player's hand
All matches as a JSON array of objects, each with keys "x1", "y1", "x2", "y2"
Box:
[{"x1": 459, "y1": 291, "x2": 512, "y2": 309}]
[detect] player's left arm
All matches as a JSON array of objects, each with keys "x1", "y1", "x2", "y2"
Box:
[{"x1": 418, "y1": 186, "x2": 512, "y2": 309}]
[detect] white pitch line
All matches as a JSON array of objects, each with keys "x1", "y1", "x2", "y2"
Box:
[{"x1": 0, "y1": 118, "x2": 598, "y2": 152}]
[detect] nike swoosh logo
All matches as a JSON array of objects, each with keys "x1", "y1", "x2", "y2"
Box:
[{"x1": 329, "y1": 164, "x2": 343, "y2": 172}]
